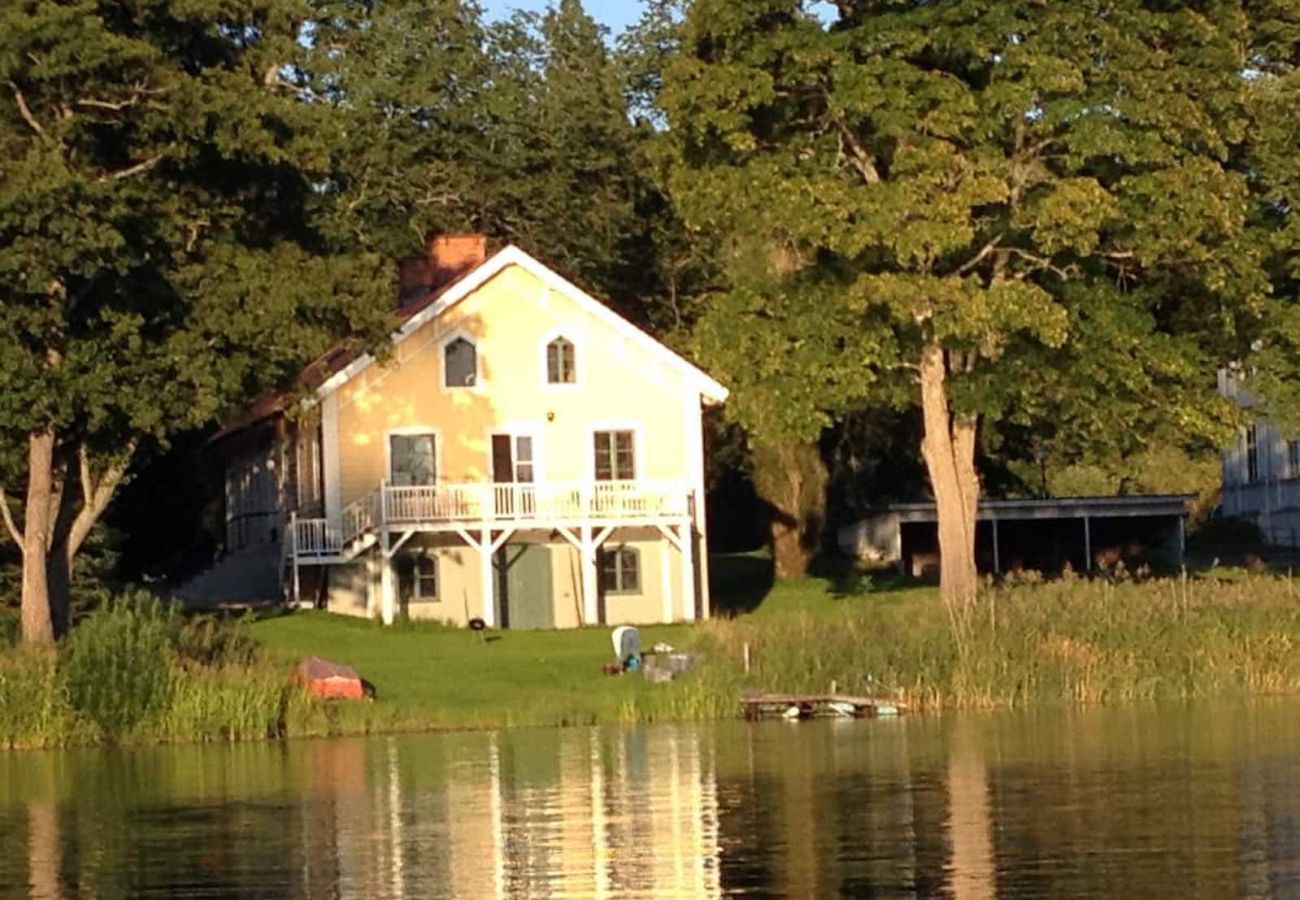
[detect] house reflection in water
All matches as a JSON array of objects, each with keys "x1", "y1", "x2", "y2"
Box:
[{"x1": 294, "y1": 725, "x2": 723, "y2": 898}]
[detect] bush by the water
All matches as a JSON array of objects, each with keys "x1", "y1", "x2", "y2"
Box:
[
  {"x1": 63, "y1": 594, "x2": 174, "y2": 737},
  {"x1": 0, "y1": 592, "x2": 325, "y2": 749}
]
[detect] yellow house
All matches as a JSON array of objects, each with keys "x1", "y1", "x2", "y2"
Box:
[{"x1": 186, "y1": 237, "x2": 728, "y2": 628}]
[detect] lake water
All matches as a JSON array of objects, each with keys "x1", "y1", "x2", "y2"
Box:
[{"x1": 4, "y1": 701, "x2": 1300, "y2": 898}]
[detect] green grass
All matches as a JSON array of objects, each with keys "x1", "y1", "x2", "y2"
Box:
[
  {"x1": 252, "y1": 564, "x2": 1300, "y2": 729},
  {"x1": 12, "y1": 557, "x2": 1300, "y2": 746},
  {"x1": 250, "y1": 613, "x2": 720, "y2": 731}
]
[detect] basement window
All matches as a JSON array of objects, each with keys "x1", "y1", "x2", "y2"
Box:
[
  {"x1": 414, "y1": 554, "x2": 439, "y2": 602},
  {"x1": 600, "y1": 546, "x2": 641, "y2": 595}
]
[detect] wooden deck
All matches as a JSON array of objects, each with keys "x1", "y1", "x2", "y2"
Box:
[{"x1": 740, "y1": 691, "x2": 905, "y2": 720}]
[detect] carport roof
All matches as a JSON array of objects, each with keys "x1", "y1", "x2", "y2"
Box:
[{"x1": 883, "y1": 494, "x2": 1193, "y2": 523}]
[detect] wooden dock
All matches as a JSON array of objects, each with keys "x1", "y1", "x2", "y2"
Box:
[{"x1": 740, "y1": 691, "x2": 905, "y2": 720}]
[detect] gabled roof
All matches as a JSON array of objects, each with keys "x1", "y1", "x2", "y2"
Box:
[
  {"x1": 313, "y1": 245, "x2": 729, "y2": 405},
  {"x1": 213, "y1": 246, "x2": 728, "y2": 442}
]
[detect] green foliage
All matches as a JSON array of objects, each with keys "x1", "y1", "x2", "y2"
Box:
[
  {"x1": 170, "y1": 614, "x2": 261, "y2": 670},
  {"x1": 662, "y1": 0, "x2": 1279, "y2": 474},
  {"x1": 0, "y1": 0, "x2": 394, "y2": 632},
  {"x1": 0, "y1": 646, "x2": 85, "y2": 749},
  {"x1": 62, "y1": 593, "x2": 174, "y2": 738},
  {"x1": 307, "y1": 0, "x2": 668, "y2": 312}
]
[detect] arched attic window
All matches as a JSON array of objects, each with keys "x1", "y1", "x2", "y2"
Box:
[
  {"x1": 546, "y1": 336, "x2": 576, "y2": 384},
  {"x1": 444, "y1": 337, "x2": 477, "y2": 388}
]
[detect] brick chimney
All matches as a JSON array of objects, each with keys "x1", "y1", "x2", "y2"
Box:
[{"x1": 397, "y1": 234, "x2": 488, "y2": 304}]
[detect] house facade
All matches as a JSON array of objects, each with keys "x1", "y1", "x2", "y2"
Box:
[
  {"x1": 185, "y1": 237, "x2": 728, "y2": 627},
  {"x1": 1219, "y1": 368, "x2": 1300, "y2": 546}
]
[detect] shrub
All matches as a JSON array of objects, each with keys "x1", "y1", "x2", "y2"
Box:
[
  {"x1": 0, "y1": 608, "x2": 19, "y2": 646},
  {"x1": 170, "y1": 613, "x2": 261, "y2": 669},
  {"x1": 0, "y1": 646, "x2": 82, "y2": 749},
  {"x1": 62, "y1": 591, "x2": 175, "y2": 739}
]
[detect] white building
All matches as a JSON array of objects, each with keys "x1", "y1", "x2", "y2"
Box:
[{"x1": 1219, "y1": 368, "x2": 1300, "y2": 545}]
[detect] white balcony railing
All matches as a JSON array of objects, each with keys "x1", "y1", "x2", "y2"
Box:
[{"x1": 293, "y1": 479, "x2": 689, "y2": 559}]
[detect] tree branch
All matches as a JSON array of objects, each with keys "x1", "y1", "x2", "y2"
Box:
[
  {"x1": 98, "y1": 153, "x2": 164, "y2": 183},
  {"x1": 65, "y1": 440, "x2": 137, "y2": 563},
  {"x1": 9, "y1": 81, "x2": 49, "y2": 142},
  {"x1": 76, "y1": 97, "x2": 137, "y2": 112},
  {"x1": 954, "y1": 234, "x2": 1003, "y2": 276},
  {"x1": 1006, "y1": 246, "x2": 1074, "y2": 280},
  {"x1": 824, "y1": 93, "x2": 880, "y2": 185},
  {"x1": 0, "y1": 486, "x2": 23, "y2": 551}
]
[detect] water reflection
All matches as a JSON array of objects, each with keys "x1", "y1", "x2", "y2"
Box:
[{"x1": 6, "y1": 703, "x2": 1300, "y2": 897}]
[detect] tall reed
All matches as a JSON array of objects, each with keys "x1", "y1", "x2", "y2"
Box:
[{"x1": 697, "y1": 574, "x2": 1300, "y2": 710}]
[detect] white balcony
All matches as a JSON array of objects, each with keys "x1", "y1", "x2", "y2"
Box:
[{"x1": 292, "y1": 479, "x2": 690, "y2": 559}]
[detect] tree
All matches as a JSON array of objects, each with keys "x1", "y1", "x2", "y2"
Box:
[
  {"x1": 662, "y1": 0, "x2": 1272, "y2": 608},
  {"x1": 309, "y1": 0, "x2": 664, "y2": 313},
  {"x1": 0, "y1": 0, "x2": 391, "y2": 643}
]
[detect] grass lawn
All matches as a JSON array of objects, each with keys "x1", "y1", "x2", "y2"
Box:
[
  {"x1": 248, "y1": 554, "x2": 931, "y2": 731},
  {"x1": 251, "y1": 612, "x2": 703, "y2": 730}
]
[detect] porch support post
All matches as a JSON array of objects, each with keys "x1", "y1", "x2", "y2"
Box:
[
  {"x1": 366, "y1": 547, "x2": 380, "y2": 618},
  {"x1": 1083, "y1": 515, "x2": 1092, "y2": 573},
  {"x1": 479, "y1": 529, "x2": 497, "y2": 628},
  {"x1": 660, "y1": 538, "x2": 672, "y2": 623},
  {"x1": 681, "y1": 520, "x2": 697, "y2": 622},
  {"x1": 580, "y1": 523, "x2": 599, "y2": 626},
  {"x1": 290, "y1": 512, "x2": 301, "y2": 606},
  {"x1": 379, "y1": 528, "x2": 395, "y2": 625},
  {"x1": 991, "y1": 517, "x2": 1001, "y2": 576}
]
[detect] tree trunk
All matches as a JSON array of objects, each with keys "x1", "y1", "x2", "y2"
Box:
[
  {"x1": 20, "y1": 430, "x2": 56, "y2": 645},
  {"x1": 752, "y1": 440, "x2": 828, "y2": 580},
  {"x1": 46, "y1": 543, "x2": 72, "y2": 638},
  {"x1": 918, "y1": 343, "x2": 980, "y2": 612},
  {"x1": 771, "y1": 516, "x2": 808, "y2": 581}
]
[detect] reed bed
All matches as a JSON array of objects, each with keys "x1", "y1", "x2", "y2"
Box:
[
  {"x1": 7, "y1": 572, "x2": 1300, "y2": 747},
  {"x1": 696, "y1": 573, "x2": 1300, "y2": 710}
]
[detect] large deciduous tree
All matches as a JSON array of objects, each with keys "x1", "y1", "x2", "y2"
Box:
[
  {"x1": 0, "y1": 0, "x2": 390, "y2": 643},
  {"x1": 663, "y1": 0, "x2": 1275, "y2": 608}
]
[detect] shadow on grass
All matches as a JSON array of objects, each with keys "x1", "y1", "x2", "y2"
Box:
[
  {"x1": 710, "y1": 553, "x2": 775, "y2": 616},
  {"x1": 710, "y1": 551, "x2": 928, "y2": 616}
]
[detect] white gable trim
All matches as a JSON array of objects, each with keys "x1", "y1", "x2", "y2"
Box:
[{"x1": 312, "y1": 246, "x2": 729, "y2": 405}]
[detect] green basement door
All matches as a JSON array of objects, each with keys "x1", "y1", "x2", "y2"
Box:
[{"x1": 496, "y1": 543, "x2": 554, "y2": 630}]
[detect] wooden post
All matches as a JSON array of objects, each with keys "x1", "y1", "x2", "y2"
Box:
[
  {"x1": 580, "y1": 524, "x2": 599, "y2": 626},
  {"x1": 480, "y1": 530, "x2": 497, "y2": 628},
  {"x1": 290, "y1": 512, "x2": 301, "y2": 607},
  {"x1": 991, "y1": 517, "x2": 1000, "y2": 576},
  {"x1": 379, "y1": 529, "x2": 395, "y2": 625},
  {"x1": 682, "y1": 521, "x2": 697, "y2": 621},
  {"x1": 1083, "y1": 515, "x2": 1092, "y2": 572},
  {"x1": 366, "y1": 548, "x2": 380, "y2": 618}
]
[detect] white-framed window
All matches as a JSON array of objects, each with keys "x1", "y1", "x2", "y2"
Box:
[
  {"x1": 400, "y1": 552, "x2": 439, "y2": 603},
  {"x1": 546, "y1": 337, "x2": 576, "y2": 384},
  {"x1": 389, "y1": 432, "x2": 437, "y2": 486},
  {"x1": 1247, "y1": 425, "x2": 1259, "y2": 484},
  {"x1": 594, "y1": 430, "x2": 635, "y2": 481},
  {"x1": 444, "y1": 336, "x2": 477, "y2": 388},
  {"x1": 414, "y1": 554, "x2": 439, "y2": 601},
  {"x1": 600, "y1": 546, "x2": 640, "y2": 595}
]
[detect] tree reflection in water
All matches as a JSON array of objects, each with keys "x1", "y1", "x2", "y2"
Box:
[{"x1": 7, "y1": 704, "x2": 1300, "y2": 898}]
